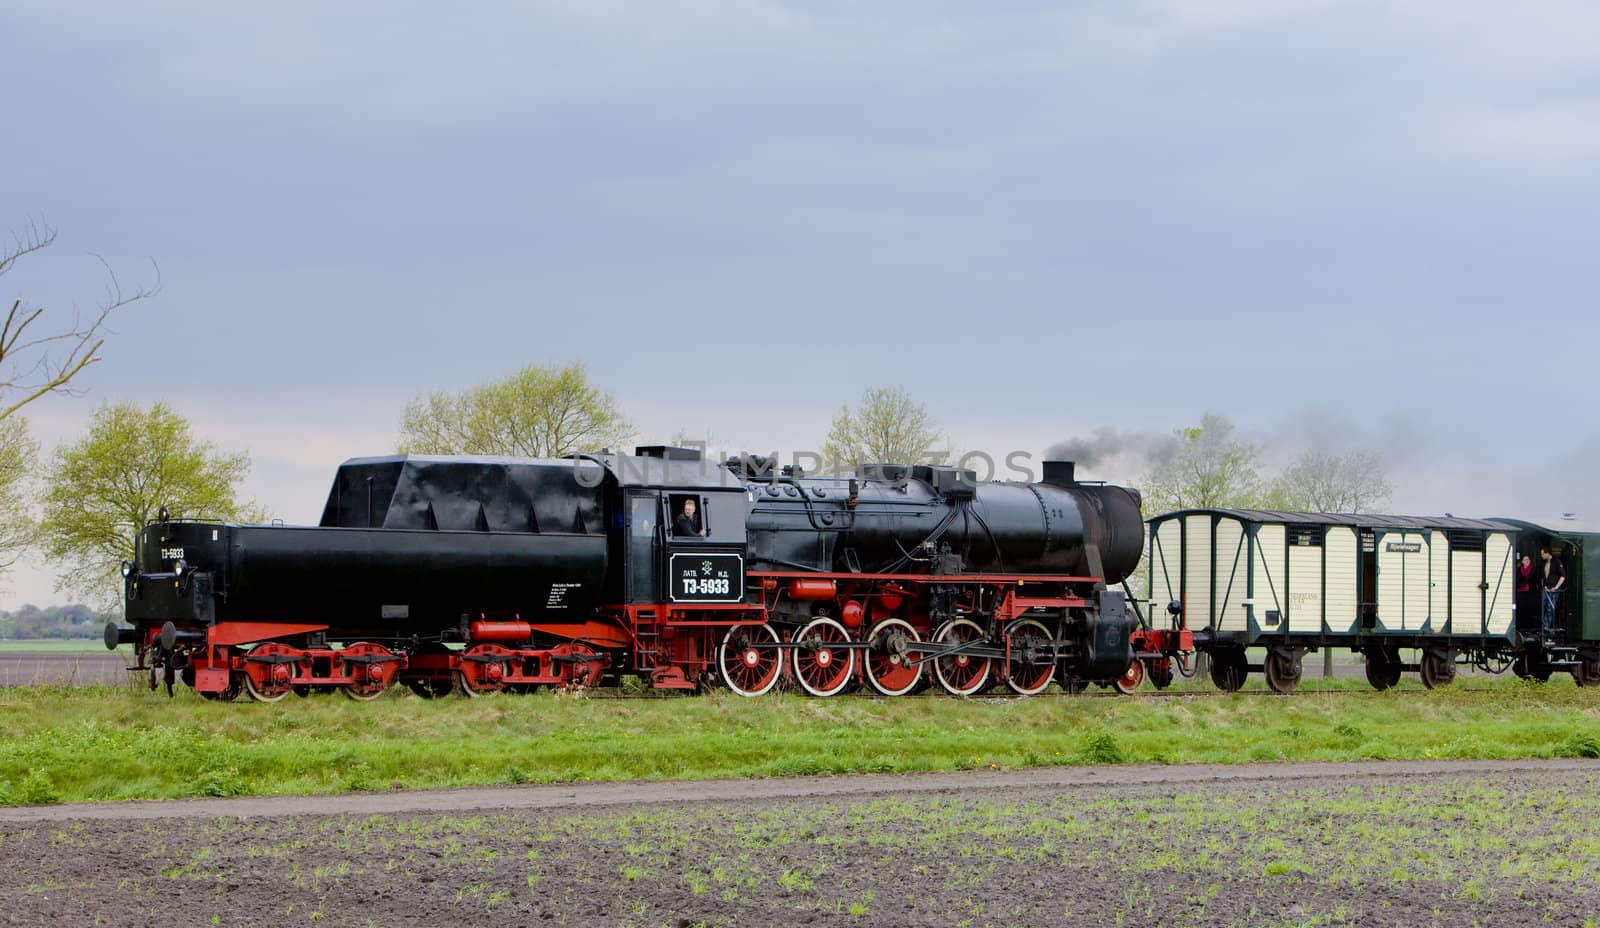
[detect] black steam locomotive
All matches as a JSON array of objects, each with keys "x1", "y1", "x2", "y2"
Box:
[{"x1": 109, "y1": 446, "x2": 1170, "y2": 701}]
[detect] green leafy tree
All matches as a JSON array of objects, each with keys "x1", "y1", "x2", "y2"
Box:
[
  {"x1": 821, "y1": 386, "x2": 950, "y2": 474},
  {"x1": 1266, "y1": 449, "x2": 1393, "y2": 513},
  {"x1": 397, "y1": 362, "x2": 634, "y2": 458},
  {"x1": 39, "y1": 402, "x2": 261, "y2": 607},
  {"x1": 1139, "y1": 413, "x2": 1262, "y2": 514},
  {"x1": 0, "y1": 417, "x2": 38, "y2": 573}
]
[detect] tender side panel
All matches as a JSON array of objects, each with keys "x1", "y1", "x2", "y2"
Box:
[
  {"x1": 1486, "y1": 533, "x2": 1515, "y2": 637},
  {"x1": 1251, "y1": 524, "x2": 1286, "y2": 633},
  {"x1": 1214, "y1": 517, "x2": 1248, "y2": 633},
  {"x1": 1288, "y1": 539, "x2": 1323, "y2": 634},
  {"x1": 1451, "y1": 544, "x2": 1484, "y2": 637},
  {"x1": 1185, "y1": 514, "x2": 1214, "y2": 631},
  {"x1": 1324, "y1": 526, "x2": 1359, "y2": 635}
]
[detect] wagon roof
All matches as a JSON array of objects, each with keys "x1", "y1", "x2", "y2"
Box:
[{"x1": 1148, "y1": 508, "x2": 1521, "y2": 532}]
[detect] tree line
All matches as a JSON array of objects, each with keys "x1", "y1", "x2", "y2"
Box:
[{"x1": 3, "y1": 217, "x2": 1389, "y2": 615}]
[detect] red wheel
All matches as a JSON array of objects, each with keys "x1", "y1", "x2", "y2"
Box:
[
  {"x1": 1113, "y1": 658, "x2": 1145, "y2": 695},
  {"x1": 1004, "y1": 618, "x2": 1056, "y2": 695},
  {"x1": 553, "y1": 642, "x2": 605, "y2": 689},
  {"x1": 864, "y1": 618, "x2": 923, "y2": 697},
  {"x1": 340, "y1": 642, "x2": 398, "y2": 701},
  {"x1": 718, "y1": 623, "x2": 785, "y2": 697},
  {"x1": 458, "y1": 643, "x2": 515, "y2": 696},
  {"x1": 933, "y1": 618, "x2": 991, "y2": 696},
  {"x1": 791, "y1": 617, "x2": 855, "y2": 697},
  {"x1": 243, "y1": 643, "x2": 302, "y2": 703}
]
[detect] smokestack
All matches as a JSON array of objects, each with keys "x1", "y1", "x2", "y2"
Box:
[{"x1": 1042, "y1": 460, "x2": 1076, "y2": 485}]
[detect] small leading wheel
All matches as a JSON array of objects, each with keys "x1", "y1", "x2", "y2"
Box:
[
  {"x1": 1147, "y1": 657, "x2": 1175, "y2": 690},
  {"x1": 1264, "y1": 649, "x2": 1301, "y2": 694},
  {"x1": 1113, "y1": 658, "x2": 1145, "y2": 695},
  {"x1": 242, "y1": 643, "x2": 302, "y2": 703},
  {"x1": 933, "y1": 618, "x2": 992, "y2": 697},
  {"x1": 1420, "y1": 649, "x2": 1456, "y2": 689},
  {"x1": 864, "y1": 618, "x2": 923, "y2": 697},
  {"x1": 1004, "y1": 619, "x2": 1056, "y2": 696},
  {"x1": 718, "y1": 623, "x2": 786, "y2": 697},
  {"x1": 340, "y1": 642, "x2": 398, "y2": 702},
  {"x1": 1209, "y1": 649, "x2": 1248, "y2": 692},
  {"x1": 791, "y1": 617, "x2": 856, "y2": 697}
]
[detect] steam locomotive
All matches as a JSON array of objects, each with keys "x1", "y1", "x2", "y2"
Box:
[{"x1": 106, "y1": 446, "x2": 1178, "y2": 701}]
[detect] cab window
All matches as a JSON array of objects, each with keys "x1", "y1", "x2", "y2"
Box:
[{"x1": 667, "y1": 494, "x2": 709, "y2": 539}]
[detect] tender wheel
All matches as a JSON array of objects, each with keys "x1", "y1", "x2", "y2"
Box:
[
  {"x1": 553, "y1": 642, "x2": 606, "y2": 690},
  {"x1": 458, "y1": 644, "x2": 515, "y2": 695},
  {"x1": 718, "y1": 623, "x2": 785, "y2": 697},
  {"x1": 1264, "y1": 649, "x2": 1301, "y2": 694},
  {"x1": 199, "y1": 674, "x2": 243, "y2": 702},
  {"x1": 1420, "y1": 649, "x2": 1456, "y2": 689},
  {"x1": 864, "y1": 618, "x2": 924, "y2": 697},
  {"x1": 340, "y1": 642, "x2": 398, "y2": 701},
  {"x1": 790, "y1": 617, "x2": 856, "y2": 697},
  {"x1": 1363, "y1": 646, "x2": 1403, "y2": 690},
  {"x1": 1113, "y1": 658, "x2": 1145, "y2": 695},
  {"x1": 406, "y1": 679, "x2": 455, "y2": 699},
  {"x1": 1005, "y1": 619, "x2": 1056, "y2": 695},
  {"x1": 933, "y1": 618, "x2": 992, "y2": 696},
  {"x1": 1209, "y1": 649, "x2": 1248, "y2": 692},
  {"x1": 242, "y1": 643, "x2": 301, "y2": 703}
]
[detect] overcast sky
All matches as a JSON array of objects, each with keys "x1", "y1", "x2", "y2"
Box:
[{"x1": 3, "y1": 1, "x2": 1598, "y2": 609}]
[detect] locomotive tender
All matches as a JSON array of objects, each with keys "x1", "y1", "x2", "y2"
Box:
[{"x1": 110, "y1": 446, "x2": 1166, "y2": 701}]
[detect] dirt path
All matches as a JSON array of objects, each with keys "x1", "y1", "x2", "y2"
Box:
[
  {"x1": 6, "y1": 762, "x2": 1598, "y2": 927},
  {"x1": 3, "y1": 757, "x2": 1594, "y2": 822}
]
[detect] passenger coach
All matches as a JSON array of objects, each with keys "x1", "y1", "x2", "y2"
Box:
[{"x1": 1145, "y1": 509, "x2": 1600, "y2": 691}]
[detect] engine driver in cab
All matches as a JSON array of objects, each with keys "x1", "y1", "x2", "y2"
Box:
[{"x1": 675, "y1": 498, "x2": 707, "y2": 538}]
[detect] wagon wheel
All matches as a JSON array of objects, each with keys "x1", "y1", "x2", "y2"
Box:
[
  {"x1": 1577, "y1": 658, "x2": 1600, "y2": 688},
  {"x1": 457, "y1": 644, "x2": 515, "y2": 696},
  {"x1": 1005, "y1": 619, "x2": 1056, "y2": 695},
  {"x1": 791, "y1": 617, "x2": 855, "y2": 697},
  {"x1": 864, "y1": 618, "x2": 923, "y2": 697},
  {"x1": 1363, "y1": 647, "x2": 1402, "y2": 691},
  {"x1": 1113, "y1": 658, "x2": 1145, "y2": 695},
  {"x1": 340, "y1": 642, "x2": 398, "y2": 702},
  {"x1": 718, "y1": 623, "x2": 786, "y2": 697},
  {"x1": 1420, "y1": 649, "x2": 1456, "y2": 689},
  {"x1": 932, "y1": 618, "x2": 991, "y2": 697},
  {"x1": 242, "y1": 643, "x2": 301, "y2": 703},
  {"x1": 1209, "y1": 649, "x2": 1247, "y2": 693},
  {"x1": 1264, "y1": 649, "x2": 1301, "y2": 694}
]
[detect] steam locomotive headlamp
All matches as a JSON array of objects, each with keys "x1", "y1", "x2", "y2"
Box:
[
  {"x1": 174, "y1": 559, "x2": 188, "y2": 577},
  {"x1": 121, "y1": 560, "x2": 134, "y2": 579}
]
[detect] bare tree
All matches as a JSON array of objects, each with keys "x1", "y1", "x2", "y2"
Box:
[
  {"x1": 0, "y1": 219, "x2": 157, "y2": 578},
  {"x1": 1, "y1": 218, "x2": 159, "y2": 424},
  {"x1": 1267, "y1": 449, "x2": 1393, "y2": 513}
]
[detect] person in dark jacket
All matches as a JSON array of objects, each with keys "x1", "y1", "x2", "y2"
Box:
[
  {"x1": 674, "y1": 498, "x2": 707, "y2": 538},
  {"x1": 1541, "y1": 546, "x2": 1567, "y2": 636}
]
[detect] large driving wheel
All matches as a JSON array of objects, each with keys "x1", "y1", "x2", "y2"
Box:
[
  {"x1": 933, "y1": 618, "x2": 991, "y2": 696},
  {"x1": 1210, "y1": 649, "x2": 1247, "y2": 693},
  {"x1": 791, "y1": 617, "x2": 855, "y2": 697},
  {"x1": 242, "y1": 643, "x2": 302, "y2": 703},
  {"x1": 1264, "y1": 649, "x2": 1301, "y2": 694},
  {"x1": 718, "y1": 623, "x2": 785, "y2": 697},
  {"x1": 1420, "y1": 649, "x2": 1456, "y2": 689},
  {"x1": 864, "y1": 618, "x2": 923, "y2": 697},
  {"x1": 1005, "y1": 619, "x2": 1057, "y2": 695}
]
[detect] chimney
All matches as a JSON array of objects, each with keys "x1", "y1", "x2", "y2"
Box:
[{"x1": 1041, "y1": 460, "x2": 1076, "y2": 485}]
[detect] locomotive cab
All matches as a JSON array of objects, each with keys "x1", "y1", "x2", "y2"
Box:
[{"x1": 613, "y1": 446, "x2": 751, "y2": 606}]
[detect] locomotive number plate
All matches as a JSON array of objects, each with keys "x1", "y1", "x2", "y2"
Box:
[{"x1": 668, "y1": 553, "x2": 745, "y2": 603}]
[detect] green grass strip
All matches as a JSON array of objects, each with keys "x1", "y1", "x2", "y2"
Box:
[{"x1": 2, "y1": 678, "x2": 1598, "y2": 806}]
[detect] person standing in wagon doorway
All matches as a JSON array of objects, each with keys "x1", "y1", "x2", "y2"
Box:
[{"x1": 1540, "y1": 546, "x2": 1567, "y2": 637}]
